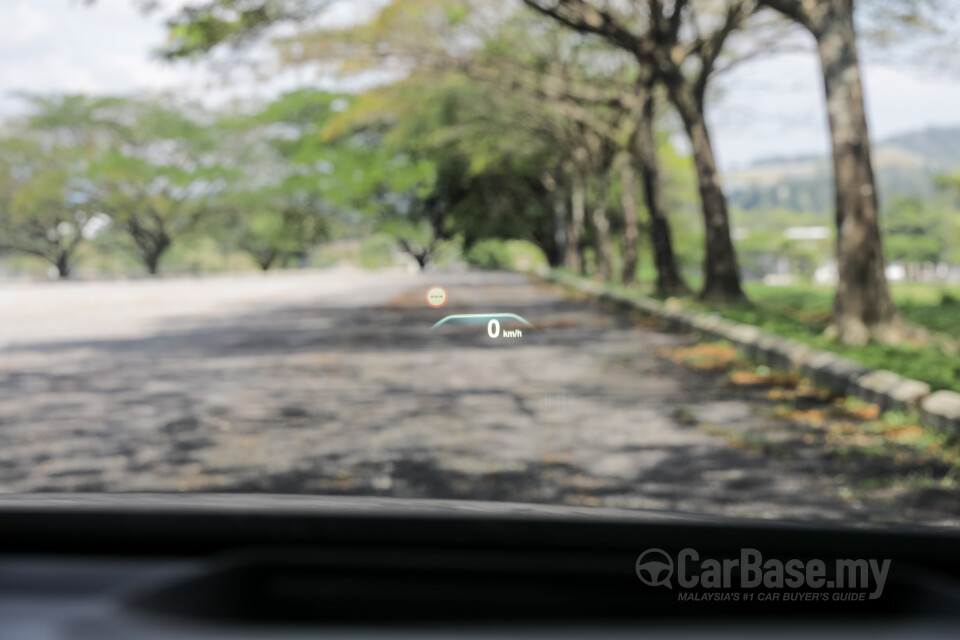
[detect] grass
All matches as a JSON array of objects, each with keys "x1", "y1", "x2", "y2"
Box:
[
  {"x1": 729, "y1": 283, "x2": 960, "y2": 394},
  {"x1": 587, "y1": 274, "x2": 960, "y2": 394},
  {"x1": 694, "y1": 300, "x2": 960, "y2": 394},
  {"x1": 742, "y1": 282, "x2": 960, "y2": 337}
]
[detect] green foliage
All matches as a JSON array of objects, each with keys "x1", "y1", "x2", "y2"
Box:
[
  {"x1": 205, "y1": 90, "x2": 347, "y2": 269},
  {"x1": 80, "y1": 96, "x2": 225, "y2": 274},
  {"x1": 0, "y1": 132, "x2": 98, "y2": 276},
  {"x1": 7, "y1": 0, "x2": 956, "y2": 296},
  {"x1": 882, "y1": 195, "x2": 953, "y2": 264},
  {"x1": 227, "y1": 207, "x2": 328, "y2": 270},
  {"x1": 465, "y1": 239, "x2": 548, "y2": 271},
  {"x1": 657, "y1": 142, "x2": 702, "y2": 272},
  {"x1": 359, "y1": 234, "x2": 401, "y2": 268},
  {"x1": 941, "y1": 291, "x2": 960, "y2": 306},
  {"x1": 158, "y1": 0, "x2": 329, "y2": 59},
  {"x1": 730, "y1": 208, "x2": 833, "y2": 281},
  {"x1": 315, "y1": 66, "x2": 564, "y2": 268}
]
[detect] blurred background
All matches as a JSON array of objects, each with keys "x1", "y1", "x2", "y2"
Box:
[{"x1": 1, "y1": 1, "x2": 958, "y2": 291}]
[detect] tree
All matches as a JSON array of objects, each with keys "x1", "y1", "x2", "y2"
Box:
[
  {"x1": 280, "y1": 0, "x2": 589, "y2": 270},
  {"x1": 210, "y1": 91, "x2": 345, "y2": 269},
  {"x1": 881, "y1": 195, "x2": 949, "y2": 267},
  {"x1": 218, "y1": 186, "x2": 330, "y2": 270},
  {"x1": 506, "y1": 60, "x2": 690, "y2": 291},
  {"x1": 0, "y1": 139, "x2": 95, "y2": 278},
  {"x1": 148, "y1": 0, "x2": 728, "y2": 292},
  {"x1": 758, "y1": 0, "x2": 902, "y2": 344},
  {"x1": 88, "y1": 98, "x2": 224, "y2": 275},
  {"x1": 632, "y1": 70, "x2": 690, "y2": 294},
  {"x1": 316, "y1": 78, "x2": 453, "y2": 268},
  {"x1": 522, "y1": 0, "x2": 750, "y2": 301},
  {"x1": 457, "y1": 13, "x2": 688, "y2": 290},
  {"x1": 153, "y1": 0, "x2": 690, "y2": 287},
  {"x1": 154, "y1": 0, "x2": 338, "y2": 59},
  {"x1": 0, "y1": 95, "x2": 133, "y2": 278}
]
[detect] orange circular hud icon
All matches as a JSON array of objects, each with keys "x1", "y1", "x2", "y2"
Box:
[{"x1": 425, "y1": 286, "x2": 448, "y2": 308}]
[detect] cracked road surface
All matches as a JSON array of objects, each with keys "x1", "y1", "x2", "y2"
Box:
[{"x1": 0, "y1": 269, "x2": 898, "y2": 522}]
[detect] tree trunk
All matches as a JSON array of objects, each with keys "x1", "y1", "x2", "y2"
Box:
[
  {"x1": 566, "y1": 168, "x2": 586, "y2": 273},
  {"x1": 619, "y1": 159, "x2": 640, "y2": 285},
  {"x1": 414, "y1": 252, "x2": 429, "y2": 270},
  {"x1": 635, "y1": 87, "x2": 689, "y2": 296},
  {"x1": 398, "y1": 238, "x2": 431, "y2": 270},
  {"x1": 144, "y1": 236, "x2": 170, "y2": 276},
  {"x1": 815, "y1": 0, "x2": 900, "y2": 344},
  {"x1": 54, "y1": 252, "x2": 71, "y2": 279},
  {"x1": 257, "y1": 251, "x2": 277, "y2": 271},
  {"x1": 667, "y1": 81, "x2": 744, "y2": 302},
  {"x1": 551, "y1": 193, "x2": 567, "y2": 268},
  {"x1": 591, "y1": 175, "x2": 613, "y2": 281},
  {"x1": 413, "y1": 250, "x2": 430, "y2": 270},
  {"x1": 130, "y1": 224, "x2": 171, "y2": 276},
  {"x1": 145, "y1": 252, "x2": 161, "y2": 276},
  {"x1": 539, "y1": 174, "x2": 567, "y2": 268}
]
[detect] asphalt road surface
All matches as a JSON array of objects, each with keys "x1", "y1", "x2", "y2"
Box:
[{"x1": 0, "y1": 268, "x2": 931, "y2": 523}]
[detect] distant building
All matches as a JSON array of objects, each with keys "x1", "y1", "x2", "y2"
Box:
[
  {"x1": 784, "y1": 226, "x2": 830, "y2": 240},
  {"x1": 885, "y1": 263, "x2": 907, "y2": 282},
  {"x1": 814, "y1": 262, "x2": 837, "y2": 285}
]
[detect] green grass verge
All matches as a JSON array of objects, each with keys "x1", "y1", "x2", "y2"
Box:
[
  {"x1": 741, "y1": 282, "x2": 960, "y2": 337},
  {"x1": 581, "y1": 274, "x2": 960, "y2": 395}
]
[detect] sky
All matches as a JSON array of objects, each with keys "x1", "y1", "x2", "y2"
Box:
[{"x1": 3, "y1": 0, "x2": 960, "y2": 170}]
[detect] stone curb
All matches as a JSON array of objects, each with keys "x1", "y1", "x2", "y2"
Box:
[{"x1": 543, "y1": 271, "x2": 960, "y2": 436}]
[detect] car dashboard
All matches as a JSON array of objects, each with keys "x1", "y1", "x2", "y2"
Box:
[{"x1": 1, "y1": 494, "x2": 959, "y2": 639}]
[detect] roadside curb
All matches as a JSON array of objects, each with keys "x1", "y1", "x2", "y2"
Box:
[{"x1": 542, "y1": 271, "x2": 960, "y2": 436}]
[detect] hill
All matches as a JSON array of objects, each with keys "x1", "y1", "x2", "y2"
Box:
[{"x1": 722, "y1": 126, "x2": 960, "y2": 212}]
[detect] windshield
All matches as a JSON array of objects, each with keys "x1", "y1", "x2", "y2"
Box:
[{"x1": 1, "y1": 0, "x2": 959, "y2": 529}]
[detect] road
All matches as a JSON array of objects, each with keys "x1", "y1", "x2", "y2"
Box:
[{"x1": 0, "y1": 269, "x2": 911, "y2": 522}]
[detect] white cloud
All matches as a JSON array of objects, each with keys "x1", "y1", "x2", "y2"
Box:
[
  {"x1": 0, "y1": 0, "x2": 209, "y2": 114},
  {"x1": 0, "y1": 3, "x2": 52, "y2": 47},
  {"x1": 863, "y1": 65, "x2": 960, "y2": 139}
]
